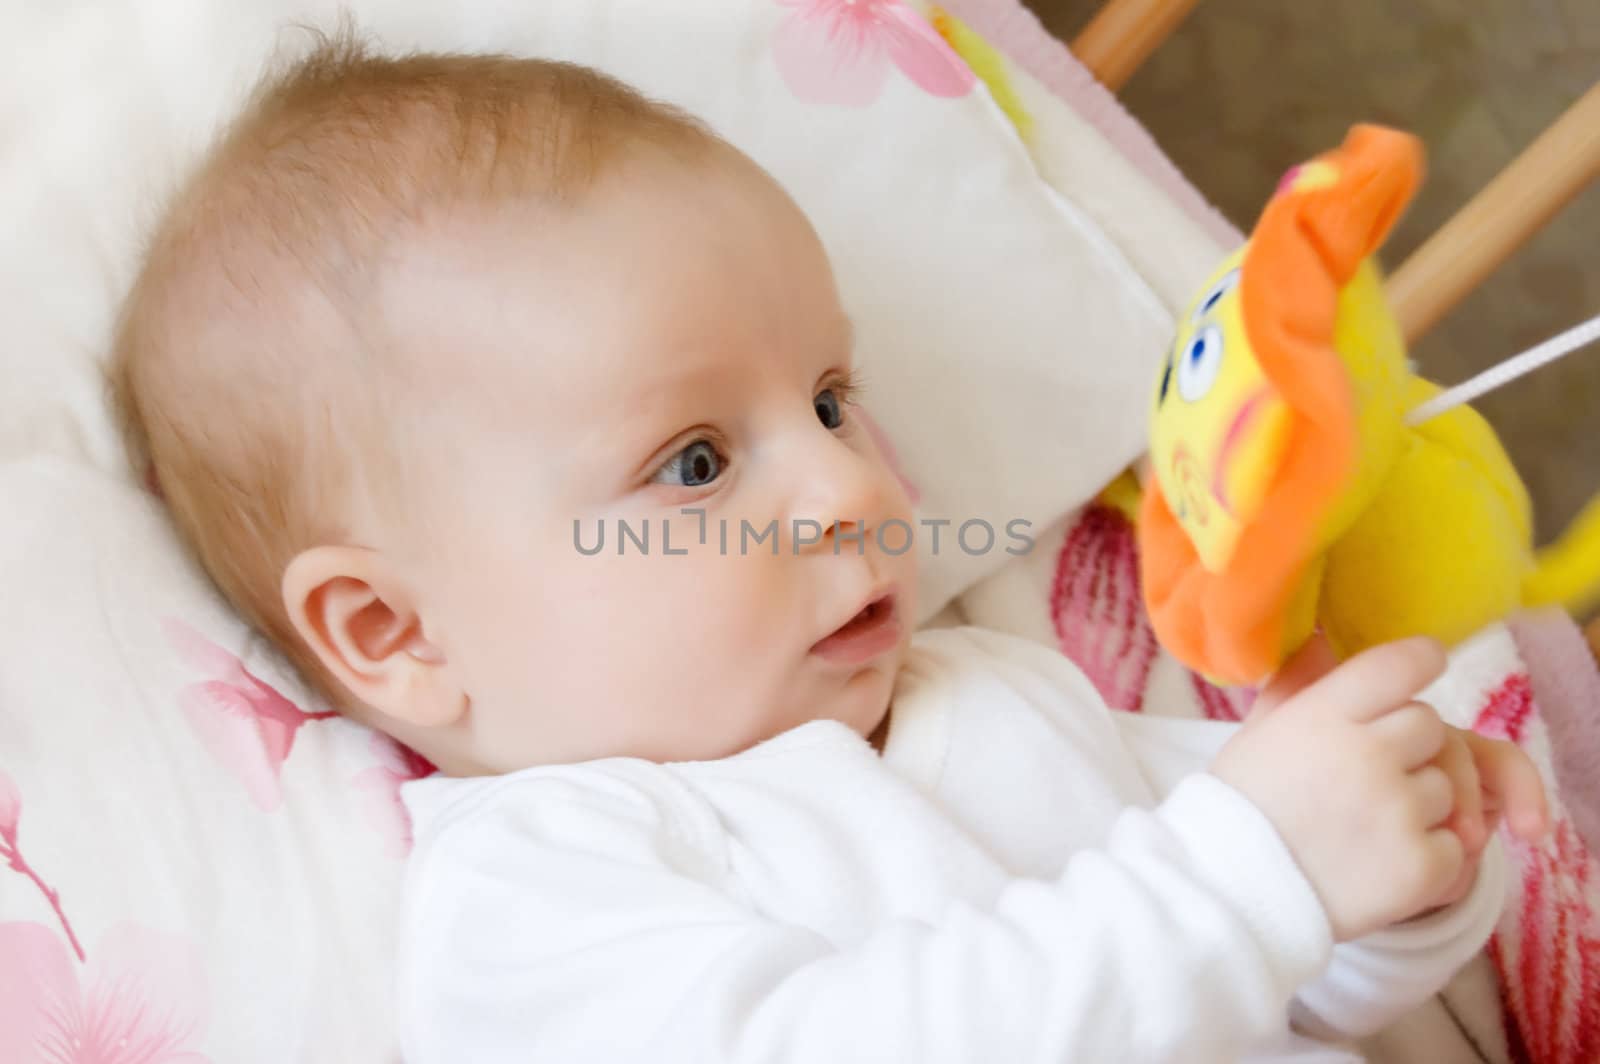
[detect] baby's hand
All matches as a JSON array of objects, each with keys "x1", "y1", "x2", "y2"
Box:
[
  {"x1": 1248, "y1": 636, "x2": 1549, "y2": 916},
  {"x1": 1210, "y1": 637, "x2": 1542, "y2": 942}
]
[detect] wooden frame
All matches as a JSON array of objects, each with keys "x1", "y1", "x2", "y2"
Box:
[
  {"x1": 1389, "y1": 82, "x2": 1600, "y2": 343},
  {"x1": 1069, "y1": 0, "x2": 1202, "y2": 94},
  {"x1": 1070, "y1": 0, "x2": 1600, "y2": 347}
]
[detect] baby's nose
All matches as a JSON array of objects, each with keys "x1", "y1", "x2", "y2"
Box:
[{"x1": 788, "y1": 444, "x2": 889, "y2": 554}]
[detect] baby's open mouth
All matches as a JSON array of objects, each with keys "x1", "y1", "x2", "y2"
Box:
[
  {"x1": 839, "y1": 596, "x2": 889, "y2": 635},
  {"x1": 811, "y1": 594, "x2": 900, "y2": 666}
]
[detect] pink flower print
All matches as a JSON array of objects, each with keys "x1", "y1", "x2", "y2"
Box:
[
  {"x1": 351, "y1": 734, "x2": 436, "y2": 859},
  {"x1": 0, "y1": 768, "x2": 86, "y2": 963},
  {"x1": 771, "y1": 0, "x2": 975, "y2": 107},
  {"x1": 0, "y1": 767, "x2": 18, "y2": 843},
  {"x1": 0, "y1": 773, "x2": 210, "y2": 1060},
  {"x1": 162, "y1": 618, "x2": 336, "y2": 812},
  {"x1": 0, "y1": 922, "x2": 210, "y2": 1064}
]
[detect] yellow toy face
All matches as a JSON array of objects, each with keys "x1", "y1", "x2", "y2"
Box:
[{"x1": 1149, "y1": 249, "x2": 1294, "y2": 572}]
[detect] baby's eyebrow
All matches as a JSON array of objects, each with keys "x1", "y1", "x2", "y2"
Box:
[{"x1": 627, "y1": 359, "x2": 730, "y2": 397}]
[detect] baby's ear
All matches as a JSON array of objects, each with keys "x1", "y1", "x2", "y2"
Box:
[{"x1": 282, "y1": 547, "x2": 462, "y2": 730}]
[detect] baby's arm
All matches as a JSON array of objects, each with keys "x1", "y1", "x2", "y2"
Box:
[
  {"x1": 1115, "y1": 637, "x2": 1544, "y2": 1043},
  {"x1": 1120, "y1": 709, "x2": 1508, "y2": 1040},
  {"x1": 398, "y1": 762, "x2": 1329, "y2": 1064}
]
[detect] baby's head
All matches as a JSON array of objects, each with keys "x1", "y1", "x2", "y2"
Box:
[{"x1": 111, "y1": 37, "x2": 917, "y2": 775}]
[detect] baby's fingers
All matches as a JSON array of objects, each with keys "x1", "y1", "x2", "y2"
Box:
[
  {"x1": 1253, "y1": 633, "x2": 1339, "y2": 718},
  {"x1": 1411, "y1": 828, "x2": 1467, "y2": 911},
  {"x1": 1306, "y1": 638, "x2": 1448, "y2": 724},
  {"x1": 1437, "y1": 732, "x2": 1484, "y2": 852},
  {"x1": 1465, "y1": 732, "x2": 1549, "y2": 842}
]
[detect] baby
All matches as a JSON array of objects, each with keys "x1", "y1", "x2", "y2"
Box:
[{"x1": 111, "y1": 38, "x2": 1549, "y2": 1064}]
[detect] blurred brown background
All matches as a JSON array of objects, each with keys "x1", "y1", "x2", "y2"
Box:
[{"x1": 1025, "y1": 0, "x2": 1599, "y2": 547}]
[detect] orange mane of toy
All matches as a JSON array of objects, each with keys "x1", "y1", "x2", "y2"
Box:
[{"x1": 1139, "y1": 125, "x2": 1425, "y2": 685}]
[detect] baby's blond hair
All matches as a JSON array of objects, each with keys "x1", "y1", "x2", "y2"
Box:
[{"x1": 109, "y1": 33, "x2": 715, "y2": 702}]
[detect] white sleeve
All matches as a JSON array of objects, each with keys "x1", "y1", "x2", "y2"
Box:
[
  {"x1": 1289, "y1": 836, "x2": 1507, "y2": 1040},
  {"x1": 1111, "y1": 709, "x2": 1237, "y2": 797},
  {"x1": 1110, "y1": 710, "x2": 1505, "y2": 1042},
  {"x1": 398, "y1": 762, "x2": 1331, "y2": 1064}
]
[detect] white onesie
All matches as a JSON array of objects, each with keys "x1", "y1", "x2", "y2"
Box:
[{"x1": 396, "y1": 626, "x2": 1503, "y2": 1063}]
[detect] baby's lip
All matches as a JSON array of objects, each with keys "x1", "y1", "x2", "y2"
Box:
[
  {"x1": 811, "y1": 589, "x2": 901, "y2": 667},
  {"x1": 819, "y1": 584, "x2": 897, "y2": 639}
]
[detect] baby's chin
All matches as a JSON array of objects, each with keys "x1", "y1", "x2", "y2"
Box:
[
  {"x1": 727, "y1": 653, "x2": 896, "y2": 757},
  {"x1": 830, "y1": 650, "x2": 902, "y2": 747}
]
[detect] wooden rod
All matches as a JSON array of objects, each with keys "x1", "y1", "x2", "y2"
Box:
[
  {"x1": 1390, "y1": 81, "x2": 1600, "y2": 343},
  {"x1": 1070, "y1": 0, "x2": 1203, "y2": 92}
]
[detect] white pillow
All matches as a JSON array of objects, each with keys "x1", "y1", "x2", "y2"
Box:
[
  {"x1": 1, "y1": 459, "x2": 411, "y2": 1059},
  {"x1": 0, "y1": 1, "x2": 1180, "y2": 1057}
]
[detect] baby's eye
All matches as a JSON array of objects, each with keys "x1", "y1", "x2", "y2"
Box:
[
  {"x1": 814, "y1": 388, "x2": 846, "y2": 430},
  {"x1": 652, "y1": 439, "x2": 725, "y2": 488}
]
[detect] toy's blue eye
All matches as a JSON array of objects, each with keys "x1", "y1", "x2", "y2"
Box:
[
  {"x1": 1190, "y1": 268, "x2": 1240, "y2": 325},
  {"x1": 1178, "y1": 325, "x2": 1223, "y2": 402}
]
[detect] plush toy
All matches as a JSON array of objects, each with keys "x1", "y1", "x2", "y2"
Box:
[{"x1": 1137, "y1": 123, "x2": 1600, "y2": 687}]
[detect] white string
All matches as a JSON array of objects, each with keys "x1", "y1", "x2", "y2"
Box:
[{"x1": 1405, "y1": 310, "x2": 1600, "y2": 426}]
